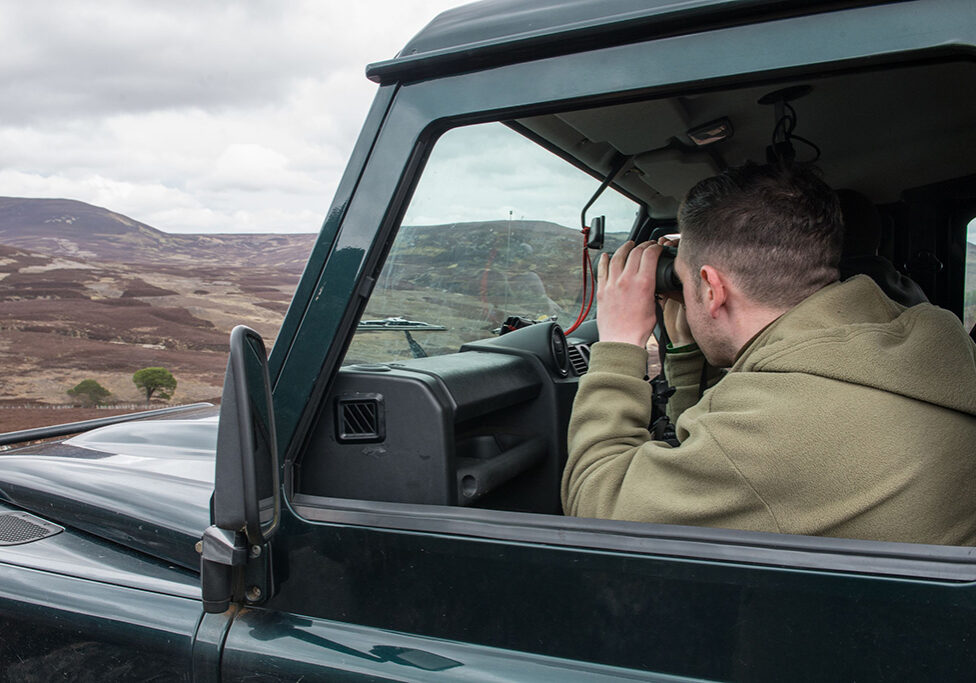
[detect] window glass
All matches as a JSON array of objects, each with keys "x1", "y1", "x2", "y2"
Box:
[
  {"x1": 343, "y1": 123, "x2": 638, "y2": 365},
  {"x1": 965, "y1": 216, "x2": 976, "y2": 332}
]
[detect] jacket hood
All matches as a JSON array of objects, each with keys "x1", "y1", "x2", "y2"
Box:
[{"x1": 735, "y1": 275, "x2": 976, "y2": 416}]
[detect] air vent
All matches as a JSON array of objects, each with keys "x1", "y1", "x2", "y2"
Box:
[
  {"x1": 336, "y1": 394, "x2": 385, "y2": 443},
  {"x1": 549, "y1": 325, "x2": 569, "y2": 377},
  {"x1": 567, "y1": 344, "x2": 590, "y2": 376},
  {"x1": 0, "y1": 511, "x2": 63, "y2": 546}
]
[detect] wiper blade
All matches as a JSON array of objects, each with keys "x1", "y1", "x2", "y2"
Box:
[{"x1": 357, "y1": 316, "x2": 447, "y2": 331}]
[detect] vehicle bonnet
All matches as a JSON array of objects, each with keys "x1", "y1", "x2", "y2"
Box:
[{"x1": 0, "y1": 408, "x2": 218, "y2": 570}]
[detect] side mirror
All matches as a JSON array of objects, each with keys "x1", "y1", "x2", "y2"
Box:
[
  {"x1": 201, "y1": 325, "x2": 280, "y2": 613},
  {"x1": 214, "y1": 325, "x2": 280, "y2": 542}
]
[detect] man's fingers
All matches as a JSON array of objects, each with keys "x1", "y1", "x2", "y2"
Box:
[
  {"x1": 636, "y1": 242, "x2": 662, "y2": 277},
  {"x1": 595, "y1": 240, "x2": 659, "y2": 348},
  {"x1": 597, "y1": 252, "x2": 609, "y2": 285},
  {"x1": 608, "y1": 240, "x2": 635, "y2": 279},
  {"x1": 622, "y1": 241, "x2": 653, "y2": 276}
]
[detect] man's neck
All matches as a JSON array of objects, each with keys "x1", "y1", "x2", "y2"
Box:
[
  {"x1": 728, "y1": 305, "x2": 787, "y2": 362},
  {"x1": 727, "y1": 303, "x2": 790, "y2": 364}
]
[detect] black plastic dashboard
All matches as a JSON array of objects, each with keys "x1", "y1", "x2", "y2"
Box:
[{"x1": 297, "y1": 320, "x2": 597, "y2": 513}]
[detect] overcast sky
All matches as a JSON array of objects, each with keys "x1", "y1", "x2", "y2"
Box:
[{"x1": 0, "y1": 1, "x2": 488, "y2": 234}]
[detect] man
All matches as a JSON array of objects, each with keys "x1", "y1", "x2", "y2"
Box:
[{"x1": 561, "y1": 163, "x2": 976, "y2": 545}]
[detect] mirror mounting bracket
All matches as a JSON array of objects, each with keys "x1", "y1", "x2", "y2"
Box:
[
  {"x1": 200, "y1": 526, "x2": 274, "y2": 612},
  {"x1": 242, "y1": 540, "x2": 275, "y2": 607},
  {"x1": 201, "y1": 526, "x2": 247, "y2": 567}
]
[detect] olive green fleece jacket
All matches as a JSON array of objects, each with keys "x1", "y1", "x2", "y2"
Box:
[{"x1": 562, "y1": 276, "x2": 976, "y2": 545}]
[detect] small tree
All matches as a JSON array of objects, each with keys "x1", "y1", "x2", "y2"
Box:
[
  {"x1": 132, "y1": 367, "x2": 177, "y2": 407},
  {"x1": 67, "y1": 379, "x2": 111, "y2": 406}
]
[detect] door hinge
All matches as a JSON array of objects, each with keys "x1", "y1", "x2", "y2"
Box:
[{"x1": 199, "y1": 526, "x2": 247, "y2": 614}]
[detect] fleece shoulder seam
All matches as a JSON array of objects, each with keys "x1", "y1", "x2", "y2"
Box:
[{"x1": 750, "y1": 324, "x2": 909, "y2": 372}]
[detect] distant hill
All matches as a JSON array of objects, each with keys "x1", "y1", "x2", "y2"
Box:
[
  {"x1": 0, "y1": 197, "x2": 627, "y2": 274},
  {"x1": 0, "y1": 198, "x2": 319, "y2": 407},
  {"x1": 388, "y1": 220, "x2": 627, "y2": 303},
  {"x1": 964, "y1": 242, "x2": 976, "y2": 328},
  {"x1": 0, "y1": 197, "x2": 315, "y2": 270}
]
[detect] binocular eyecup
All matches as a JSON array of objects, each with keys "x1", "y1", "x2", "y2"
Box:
[{"x1": 656, "y1": 245, "x2": 682, "y2": 294}]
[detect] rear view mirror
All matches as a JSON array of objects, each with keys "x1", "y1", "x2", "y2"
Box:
[{"x1": 201, "y1": 325, "x2": 279, "y2": 613}]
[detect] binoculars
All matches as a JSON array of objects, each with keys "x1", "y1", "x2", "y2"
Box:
[{"x1": 656, "y1": 245, "x2": 682, "y2": 294}]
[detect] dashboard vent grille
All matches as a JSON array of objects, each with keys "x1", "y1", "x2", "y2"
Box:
[
  {"x1": 336, "y1": 395, "x2": 385, "y2": 443},
  {"x1": 0, "y1": 512, "x2": 62, "y2": 546},
  {"x1": 567, "y1": 344, "x2": 590, "y2": 376}
]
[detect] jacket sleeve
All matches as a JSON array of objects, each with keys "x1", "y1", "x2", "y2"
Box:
[
  {"x1": 664, "y1": 345, "x2": 709, "y2": 420},
  {"x1": 561, "y1": 341, "x2": 780, "y2": 531}
]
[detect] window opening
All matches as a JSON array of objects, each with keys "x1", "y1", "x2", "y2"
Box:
[
  {"x1": 344, "y1": 122, "x2": 637, "y2": 365},
  {"x1": 965, "y1": 216, "x2": 976, "y2": 332}
]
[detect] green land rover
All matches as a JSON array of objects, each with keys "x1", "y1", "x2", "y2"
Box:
[{"x1": 1, "y1": 0, "x2": 975, "y2": 680}]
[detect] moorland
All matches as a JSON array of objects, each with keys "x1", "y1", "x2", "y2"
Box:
[{"x1": 0, "y1": 197, "x2": 614, "y2": 430}]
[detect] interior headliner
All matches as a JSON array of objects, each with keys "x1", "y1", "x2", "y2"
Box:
[{"x1": 515, "y1": 59, "x2": 976, "y2": 216}]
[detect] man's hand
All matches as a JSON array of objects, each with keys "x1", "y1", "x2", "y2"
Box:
[
  {"x1": 596, "y1": 240, "x2": 661, "y2": 348},
  {"x1": 661, "y1": 297, "x2": 694, "y2": 346}
]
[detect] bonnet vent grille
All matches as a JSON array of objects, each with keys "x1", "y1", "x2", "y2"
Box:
[
  {"x1": 567, "y1": 344, "x2": 590, "y2": 376},
  {"x1": 336, "y1": 394, "x2": 385, "y2": 443},
  {"x1": 0, "y1": 511, "x2": 63, "y2": 546}
]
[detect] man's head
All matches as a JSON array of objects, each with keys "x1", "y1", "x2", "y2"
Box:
[
  {"x1": 672, "y1": 163, "x2": 843, "y2": 364},
  {"x1": 677, "y1": 162, "x2": 843, "y2": 307}
]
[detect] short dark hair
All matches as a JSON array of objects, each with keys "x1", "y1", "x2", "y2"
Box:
[{"x1": 677, "y1": 163, "x2": 843, "y2": 307}]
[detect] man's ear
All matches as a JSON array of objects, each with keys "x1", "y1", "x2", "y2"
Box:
[{"x1": 699, "y1": 265, "x2": 728, "y2": 318}]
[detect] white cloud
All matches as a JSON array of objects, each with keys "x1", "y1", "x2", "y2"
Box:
[
  {"x1": 0, "y1": 0, "x2": 464, "y2": 233},
  {"x1": 202, "y1": 143, "x2": 310, "y2": 194},
  {"x1": 0, "y1": 1, "x2": 641, "y2": 236},
  {"x1": 403, "y1": 123, "x2": 640, "y2": 231},
  {"x1": 0, "y1": 170, "x2": 189, "y2": 214}
]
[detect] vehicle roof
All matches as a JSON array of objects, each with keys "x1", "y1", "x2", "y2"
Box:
[{"x1": 366, "y1": 0, "x2": 890, "y2": 84}]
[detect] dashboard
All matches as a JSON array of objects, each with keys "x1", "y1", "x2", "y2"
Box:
[{"x1": 297, "y1": 320, "x2": 597, "y2": 513}]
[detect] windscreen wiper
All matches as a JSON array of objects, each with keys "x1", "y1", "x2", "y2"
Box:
[
  {"x1": 356, "y1": 317, "x2": 446, "y2": 358},
  {"x1": 357, "y1": 317, "x2": 447, "y2": 331}
]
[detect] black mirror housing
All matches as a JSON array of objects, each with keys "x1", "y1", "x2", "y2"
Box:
[{"x1": 214, "y1": 325, "x2": 280, "y2": 545}]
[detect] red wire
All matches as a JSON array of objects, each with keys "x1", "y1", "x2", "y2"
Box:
[
  {"x1": 581, "y1": 252, "x2": 596, "y2": 321},
  {"x1": 565, "y1": 227, "x2": 593, "y2": 334}
]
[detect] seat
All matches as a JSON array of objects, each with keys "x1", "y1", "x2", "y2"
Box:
[{"x1": 837, "y1": 189, "x2": 928, "y2": 307}]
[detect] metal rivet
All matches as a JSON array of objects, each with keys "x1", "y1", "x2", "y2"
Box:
[
  {"x1": 194, "y1": 541, "x2": 203, "y2": 554},
  {"x1": 250, "y1": 545, "x2": 262, "y2": 558},
  {"x1": 246, "y1": 586, "x2": 263, "y2": 602}
]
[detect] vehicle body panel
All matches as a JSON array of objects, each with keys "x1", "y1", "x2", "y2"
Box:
[
  {"x1": 0, "y1": 504, "x2": 200, "y2": 681},
  {"x1": 265, "y1": 507, "x2": 976, "y2": 679},
  {"x1": 221, "y1": 607, "x2": 677, "y2": 681},
  {"x1": 367, "y1": 0, "x2": 904, "y2": 85}
]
